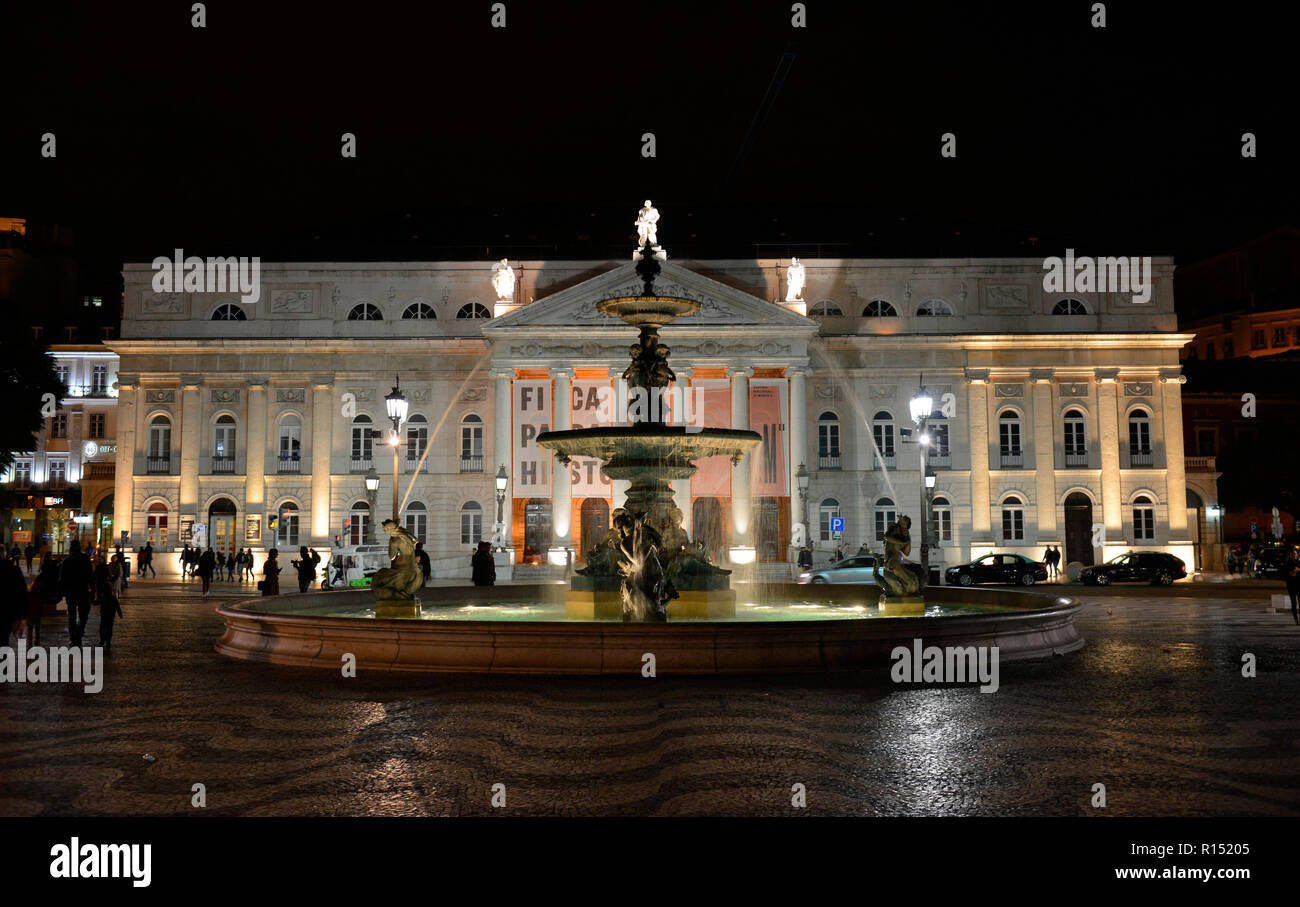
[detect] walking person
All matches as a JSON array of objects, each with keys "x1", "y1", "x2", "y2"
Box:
[
  {"x1": 1041, "y1": 546, "x2": 1053, "y2": 579},
  {"x1": 26, "y1": 552, "x2": 57, "y2": 646},
  {"x1": 471, "y1": 541, "x2": 496, "y2": 586},
  {"x1": 95, "y1": 555, "x2": 124, "y2": 652},
  {"x1": 142, "y1": 542, "x2": 157, "y2": 578},
  {"x1": 197, "y1": 547, "x2": 216, "y2": 596},
  {"x1": 235, "y1": 548, "x2": 246, "y2": 581},
  {"x1": 59, "y1": 539, "x2": 95, "y2": 645},
  {"x1": 244, "y1": 548, "x2": 256, "y2": 581},
  {"x1": 260, "y1": 549, "x2": 281, "y2": 596},
  {"x1": 225, "y1": 552, "x2": 236, "y2": 581},
  {"x1": 1285, "y1": 547, "x2": 1300, "y2": 626},
  {"x1": 3, "y1": 553, "x2": 28, "y2": 644},
  {"x1": 24, "y1": 543, "x2": 35, "y2": 576},
  {"x1": 292, "y1": 546, "x2": 319, "y2": 594}
]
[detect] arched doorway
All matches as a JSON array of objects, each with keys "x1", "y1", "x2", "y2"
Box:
[
  {"x1": 1063, "y1": 492, "x2": 1094, "y2": 566},
  {"x1": 524, "y1": 498, "x2": 551, "y2": 564},
  {"x1": 95, "y1": 494, "x2": 114, "y2": 551},
  {"x1": 578, "y1": 498, "x2": 609, "y2": 561},
  {"x1": 755, "y1": 496, "x2": 780, "y2": 562},
  {"x1": 1185, "y1": 487, "x2": 1204, "y2": 570},
  {"x1": 208, "y1": 498, "x2": 238, "y2": 558},
  {"x1": 692, "y1": 497, "x2": 724, "y2": 563}
]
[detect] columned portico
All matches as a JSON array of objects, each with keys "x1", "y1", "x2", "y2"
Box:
[
  {"x1": 246, "y1": 378, "x2": 268, "y2": 530},
  {"x1": 966, "y1": 370, "x2": 992, "y2": 545},
  {"x1": 670, "y1": 366, "x2": 693, "y2": 534},
  {"x1": 787, "y1": 366, "x2": 810, "y2": 553},
  {"x1": 179, "y1": 376, "x2": 202, "y2": 534},
  {"x1": 1096, "y1": 369, "x2": 1123, "y2": 543},
  {"x1": 549, "y1": 367, "x2": 575, "y2": 563},
  {"x1": 492, "y1": 368, "x2": 515, "y2": 558},
  {"x1": 1031, "y1": 370, "x2": 1058, "y2": 543},
  {"x1": 607, "y1": 366, "x2": 630, "y2": 509},
  {"x1": 310, "y1": 376, "x2": 334, "y2": 544},
  {"x1": 728, "y1": 366, "x2": 754, "y2": 559}
]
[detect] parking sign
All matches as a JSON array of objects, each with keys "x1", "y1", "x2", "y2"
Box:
[{"x1": 830, "y1": 516, "x2": 844, "y2": 533}]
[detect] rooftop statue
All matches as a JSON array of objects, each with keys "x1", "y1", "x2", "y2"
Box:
[
  {"x1": 491, "y1": 258, "x2": 515, "y2": 302},
  {"x1": 785, "y1": 257, "x2": 805, "y2": 302},
  {"x1": 634, "y1": 199, "x2": 661, "y2": 251}
]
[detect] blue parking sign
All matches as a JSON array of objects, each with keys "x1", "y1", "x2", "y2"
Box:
[{"x1": 830, "y1": 516, "x2": 844, "y2": 533}]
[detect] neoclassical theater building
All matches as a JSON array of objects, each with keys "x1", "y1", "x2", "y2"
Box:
[{"x1": 111, "y1": 253, "x2": 1196, "y2": 576}]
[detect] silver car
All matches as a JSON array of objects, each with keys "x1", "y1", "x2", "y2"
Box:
[{"x1": 798, "y1": 555, "x2": 885, "y2": 585}]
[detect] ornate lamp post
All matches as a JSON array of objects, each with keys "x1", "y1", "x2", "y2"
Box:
[
  {"x1": 909, "y1": 383, "x2": 934, "y2": 586},
  {"x1": 363, "y1": 467, "x2": 380, "y2": 545},
  {"x1": 494, "y1": 464, "x2": 509, "y2": 549},
  {"x1": 795, "y1": 462, "x2": 810, "y2": 549},
  {"x1": 384, "y1": 376, "x2": 409, "y2": 523}
]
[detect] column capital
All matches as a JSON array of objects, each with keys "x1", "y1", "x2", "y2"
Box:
[
  {"x1": 310, "y1": 375, "x2": 334, "y2": 389},
  {"x1": 673, "y1": 367, "x2": 694, "y2": 379},
  {"x1": 608, "y1": 367, "x2": 626, "y2": 379},
  {"x1": 964, "y1": 368, "x2": 990, "y2": 384},
  {"x1": 548, "y1": 367, "x2": 576, "y2": 379},
  {"x1": 726, "y1": 366, "x2": 754, "y2": 379},
  {"x1": 489, "y1": 367, "x2": 515, "y2": 380},
  {"x1": 1029, "y1": 368, "x2": 1054, "y2": 384},
  {"x1": 247, "y1": 376, "x2": 269, "y2": 389},
  {"x1": 114, "y1": 374, "x2": 139, "y2": 391},
  {"x1": 180, "y1": 374, "x2": 203, "y2": 390},
  {"x1": 1094, "y1": 367, "x2": 1120, "y2": 383},
  {"x1": 1158, "y1": 368, "x2": 1186, "y2": 384},
  {"x1": 786, "y1": 365, "x2": 813, "y2": 379}
]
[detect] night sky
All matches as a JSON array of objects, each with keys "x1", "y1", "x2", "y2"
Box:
[{"x1": 5, "y1": 0, "x2": 1298, "y2": 281}]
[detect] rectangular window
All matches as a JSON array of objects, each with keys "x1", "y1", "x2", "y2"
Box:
[
  {"x1": 1274, "y1": 327, "x2": 1287, "y2": 347},
  {"x1": 1002, "y1": 508, "x2": 1024, "y2": 541},
  {"x1": 13, "y1": 460, "x2": 32, "y2": 484},
  {"x1": 1223, "y1": 337, "x2": 1234, "y2": 357},
  {"x1": 92, "y1": 364, "x2": 108, "y2": 393},
  {"x1": 55, "y1": 364, "x2": 70, "y2": 386},
  {"x1": 461, "y1": 508, "x2": 483, "y2": 546},
  {"x1": 1129, "y1": 419, "x2": 1151, "y2": 454},
  {"x1": 818, "y1": 422, "x2": 840, "y2": 458},
  {"x1": 351, "y1": 426, "x2": 372, "y2": 461},
  {"x1": 936, "y1": 509, "x2": 952, "y2": 542},
  {"x1": 407, "y1": 425, "x2": 428, "y2": 461},
  {"x1": 89, "y1": 413, "x2": 105, "y2": 438},
  {"x1": 872, "y1": 423, "x2": 894, "y2": 458},
  {"x1": 874, "y1": 508, "x2": 896, "y2": 540},
  {"x1": 405, "y1": 512, "x2": 428, "y2": 542},
  {"x1": 50, "y1": 413, "x2": 67, "y2": 438},
  {"x1": 1133, "y1": 508, "x2": 1155, "y2": 541},
  {"x1": 1251, "y1": 329, "x2": 1266, "y2": 349},
  {"x1": 1195, "y1": 428, "x2": 1216, "y2": 457},
  {"x1": 1063, "y1": 421, "x2": 1085, "y2": 455},
  {"x1": 48, "y1": 459, "x2": 67, "y2": 485},
  {"x1": 279, "y1": 426, "x2": 301, "y2": 461}
]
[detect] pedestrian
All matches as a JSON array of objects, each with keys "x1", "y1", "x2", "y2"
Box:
[
  {"x1": 197, "y1": 547, "x2": 216, "y2": 595},
  {"x1": 142, "y1": 542, "x2": 156, "y2": 578},
  {"x1": 3, "y1": 553, "x2": 28, "y2": 643},
  {"x1": 235, "y1": 548, "x2": 246, "y2": 580},
  {"x1": 293, "y1": 546, "x2": 318, "y2": 593},
  {"x1": 1285, "y1": 547, "x2": 1300, "y2": 626},
  {"x1": 95, "y1": 555, "x2": 123, "y2": 652},
  {"x1": 797, "y1": 545, "x2": 813, "y2": 572},
  {"x1": 26, "y1": 552, "x2": 57, "y2": 646},
  {"x1": 260, "y1": 549, "x2": 281, "y2": 596},
  {"x1": 24, "y1": 543, "x2": 35, "y2": 576},
  {"x1": 59, "y1": 539, "x2": 95, "y2": 645},
  {"x1": 471, "y1": 541, "x2": 496, "y2": 586},
  {"x1": 415, "y1": 542, "x2": 431, "y2": 585},
  {"x1": 856, "y1": 541, "x2": 871, "y2": 557},
  {"x1": 225, "y1": 552, "x2": 236, "y2": 581},
  {"x1": 113, "y1": 552, "x2": 128, "y2": 598},
  {"x1": 245, "y1": 548, "x2": 256, "y2": 581}
]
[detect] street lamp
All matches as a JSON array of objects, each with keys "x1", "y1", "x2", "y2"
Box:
[
  {"x1": 363, "y1": 467, "x2": 380, "y2": 545},
  {"x1": 795, "y1": 462, "x2": 810, "y2": 550},
  {"x1": 494, "y1": 464, "x2": 509, "y2": 549},
  {"x1": 910, "y1": 381, "x2": 934, "y2": 587},
  {"x1": 384, "y1": 376, "x2": 408, "y2": 523}
]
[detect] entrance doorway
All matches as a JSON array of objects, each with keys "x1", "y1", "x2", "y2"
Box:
[
  {"x1": 755, "y1": 496, "x2": 780, "y2": 562},
  {"x1": 209, "y1": 498, "x2": 237, "y2": 559},
  {"x1": 578, "y1": 498, "x2": 610, "y2": 560},
  {"x1": 524, "y1": 498, "x2": 551, "y2": 564},
  {"x1": 692, "y1": 497, "x2": 724, "y2": 563},
  {"x1": 1063, "y1": 492, "x2": 1094, "y2": 566},
  {"x1": 1185, "y1": 487, "x2": 1204, "y2": 570}
]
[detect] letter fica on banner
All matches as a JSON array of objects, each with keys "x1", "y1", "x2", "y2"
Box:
[
  {"x1": 691, "y1": 379, "x2": 732, "y2": 496},
  {"x1": 571, "y1": 380, "x2": 613, "y2": 497},
  {"x1": 513, "y1": 380, "x2": 551, "y2": 497},
  {"x1": 750, "y1": 379, "x2": 788, "y2": 496}
]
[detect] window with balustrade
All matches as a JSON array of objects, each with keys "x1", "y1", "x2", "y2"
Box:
[
  {"x1": 148, "y1": 416, "x2": 172, "y2": 473},
  {"x1": 1128, "y1": 411, "x2": 1152, "y2": 466},
  {"x1": 278, "y1": 415, "x2": 302, "y2": 472},
  {"x1": 351, "y1": 415, "x2": 373, "y2": 470},
  {"x1": 406, "y1": 414, "x2": 429, "y2": 468},
  {"x1": 871, "y1": 411, "x2": 895, "y2": 464},
  {"x1": 213, "y1": 415, "x2": 237, "y2": 473},
  {"x1": 1063, "y1": 409, "x2": 1087, "y2": 466},
  {"x1": 460, "y1": 415, "x2": 484, "y2": 472},
  {"x1": 817, "y1": 412, "x2": 840, "y2": 468},
  {"x1": 998, "y1": 411, "x2": 1022, "y2": 467}
]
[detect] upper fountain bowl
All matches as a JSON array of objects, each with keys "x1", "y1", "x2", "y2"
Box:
[
  {"x1": 538, "y1": 424, "x2": 760, "y2": 467},
  {"x1": 597, "y1": 295, "x2": 700, "y2": 327}
]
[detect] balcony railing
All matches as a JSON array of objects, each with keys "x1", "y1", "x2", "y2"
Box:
[
  {"x1": 876, "y1": 454, "x2": 896, "y2": 469},
  {"x1": 1064, "y1": 451, "x2": 1088, "y2": 467},
  {"x1": 818, "y1": 454, "x2": 841, "y2": 470},
  {"x1": 999, "y1": 452, "x2": 1023, "y2": 468},
  {"x1": 147, "y1": 457, "x2": 171, "y2": 474},
  {"x1": 63, "y1": 384, "x2": 113, "y2": 399},
  {"x1": 212, "y1": 456, "x2": 236, "y2": 474},
  {"x1": 350, "y1": 457, "x2": 372, "y2": 473},
  {"x1": 1186, "y1": 456, "x2": 1216, "y2": 471},
  {"x1": 1130, "y1": 451, "x2": 1154, "y2": 468},
  {"x1": 85, "y1": 462, "x2": 115, "y2": 479},
  {"x1": 406, "y1": 458, "x2": 424, "y2": 473},
  {"x1": 928, "y1": 454, "x2": 951, "y2": 468},
  {"x1": 461, "y1": 455, "x2": 484, "y2": 473},
  {"x1": 277, "y1": 457, "x2": 301, "y2": 474}
]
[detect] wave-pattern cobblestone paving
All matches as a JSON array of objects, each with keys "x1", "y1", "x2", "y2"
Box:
[{"x1": 2, "y1": 579, "x2": 1297, "y2": 816}]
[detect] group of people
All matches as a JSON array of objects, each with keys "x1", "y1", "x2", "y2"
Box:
[
  {"x1": 179, "y1": 545, "x2": 259, "y2": 592},
  {"x1": 1040, "y1": 545, "x2": 1063, "y2": 579},
  {"x1": 1, "y1": 539, "x2": 126, "y2": 650},
  {"x1": 1224, "y1": 543, "x2": 1269, "y2": 577}
]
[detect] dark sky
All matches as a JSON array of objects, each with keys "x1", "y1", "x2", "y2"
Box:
[{"x1": 5, "y1": 0, "x2": 1298, "y2": 283}]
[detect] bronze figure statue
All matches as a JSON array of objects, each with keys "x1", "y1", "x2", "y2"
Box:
[
  {"x1": 372, "y1": 519, "x2": 425, "y2": 601},
  {"x1": 877, "y1": 515, "x2": 921, "y2": 599}
]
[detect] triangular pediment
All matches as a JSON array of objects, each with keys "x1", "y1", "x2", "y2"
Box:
[{"x1": 484, "y1": 261, "x2": 817, "y2": 333}]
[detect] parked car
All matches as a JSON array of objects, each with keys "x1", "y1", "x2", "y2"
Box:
[
  {"x1": 798, "y1": 554, "x2": 926, "y2": 585},
  {"x1": 1250, "y1": 545, "x2": 1295, "y2": 579},
  {"x1": 945, "y1": 553, "x2": 1048, "y2": 587},
  {"x1": 1078, "y1": 552, "x2": 1186, "y2": 586}
]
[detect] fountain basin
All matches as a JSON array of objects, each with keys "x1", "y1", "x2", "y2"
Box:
[{"x1": 214, "y1": 583, "x2": 1084, "y2": 674}]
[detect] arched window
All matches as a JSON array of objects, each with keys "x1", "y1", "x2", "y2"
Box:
[
  {"x1": 348, "y1": 501, "x2": 369, "y2": 547},
  {"x1": 405, "y1": 501, "x2": 427, "y2": 542},
  {"x1": 916, "y1": 299, "x2": 953, "y2": 317},
  {"x1": 457, "y1": 303, "x2": 492, "y2": 320},
  {"x1": 863, "y1": 299, "x2": 898, "y2": 317},
  {"x1": 211, "y1": 303, "x2": 247, "y2": 320},
  {"x1": 402, "y1": 302, "x2": 436, "y2": 320},
  {"x1": 1001, "y1": 496, "x2": 1025, "y2": 541},
  {"x1": 1133, "y1": 495, "x2": 1155, "y2": 541},
  {"x1": 809, "y1": 300, "x2": 843, "y2": 318},
  {"x1": 146, "y1": 502, "x2": 169, "y2": 547},
  {"x1": 998, "y1": 410, "x2": 1022, "y2": 466},
  {"x1": 460, "y1": 414, "x2": 484, "y2": 471},
  {"x1": 874, "y1": 497, "x2": 897, "y2": 540},
  {"x1": 148, "y1": 416, "x2": 171, "y2": 472},
  {"x1": 1052, "y1": 298, "x2": 1088, "y2": 315},
  {"x1": 350, "y1": 414, "x2": 373, "y2": 468},
  {"x1": 1129, "y1": 411, "x2": 1153, "y2": 465},
  {"x1": 818, "y1": 497, "x2": 841, "y2": 543},
  {"x1": 213, "y1": 414, "x2": 237, "y2": 472},
  {"x1": 278, "y1": 415, "x2": 302, "y2": 472},
  {"x1": 1063, "y1": 409, "x2": 1087, "y2": 465},
  {"x1": 461, "y1": 501, "x2": 484, "y2": 545},
  {"x1": 872, "y1": 410, "x2": 895, "y2": 462},
  {"x1": 276, "y1": 502, "x2": 300, "y2": 547},
  {"x1": 932, "y1": 496, "x2": 952, "y2": 543},
  {"x1": 817, "y1": 411, "x2": 841, "y2": 468},
  {"x1": 347, "y1": 303, "x2": 383, "y2": 321},
  {"x1": 405, "y1": 413, "x2": 428, "y2": 466}
]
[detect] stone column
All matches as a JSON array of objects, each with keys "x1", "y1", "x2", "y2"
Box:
[
  {"x1": 245, "y1": 379, "x2": 268, "y2": 538},
  {"x1": 1160, "y1": 373, "x2": 1190, "y2": 538},
  {"x1": 491, "y1": 368, "x2": 515, "y2": 558},
  {"x1": 1095, "y1": 369, "x2": 1123, "y2": 545},
  {"x1": 728, "y1": 366, "x2": 754, "y2": 554},
  {"x1": 607, "y1": 367, "x2": 629, "y2": 509},
  {"x1": 966, "y1": 370, "x2": 992, "y2": 544},
  {"x1": 1030, "y1": 370, "x2": 1057, "y2": 542},
  {"x1": 670, "y1": 366, "x2": 693, "y2": 535},
  {"x1": 310, "y1": 376, "x2": 334, "y2": 544},
  {"x1": 787, "y1": 366, "x2": 810, "y2": 551},
  {"x1": 179, "y1": 376, "x2": 202, "y2": 538},
  {"x1": 113, "y1": 376, "x2": 138, "y2": 547},
  {"x1": 549, "y1": 368, "x2": 575, "y2": 560}
]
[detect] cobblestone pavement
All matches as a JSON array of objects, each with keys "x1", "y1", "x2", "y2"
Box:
[{"x1": 2, "y1": 578, "x2": 1297, "y2": 817}]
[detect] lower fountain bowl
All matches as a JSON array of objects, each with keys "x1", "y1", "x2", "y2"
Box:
[{"x1": 215, "y1": 583, "x2": 1084, "y2": 675}]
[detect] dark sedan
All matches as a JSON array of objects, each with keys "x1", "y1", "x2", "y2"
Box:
[
  {"x1": 1078, "y1": 552, "x2": 1186, "y2": 586},
  {"x1": 945, "y1": 553, "x2": 1048, "y2": 587}
]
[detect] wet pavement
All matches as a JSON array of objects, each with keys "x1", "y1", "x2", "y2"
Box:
[{"x1": 2, "y1": 577, "x2": 1297, "y2": 816}]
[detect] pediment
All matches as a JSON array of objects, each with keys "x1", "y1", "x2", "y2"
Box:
[{"x1": 484, "y1": 261, "x2": 816, "y2": 333}]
